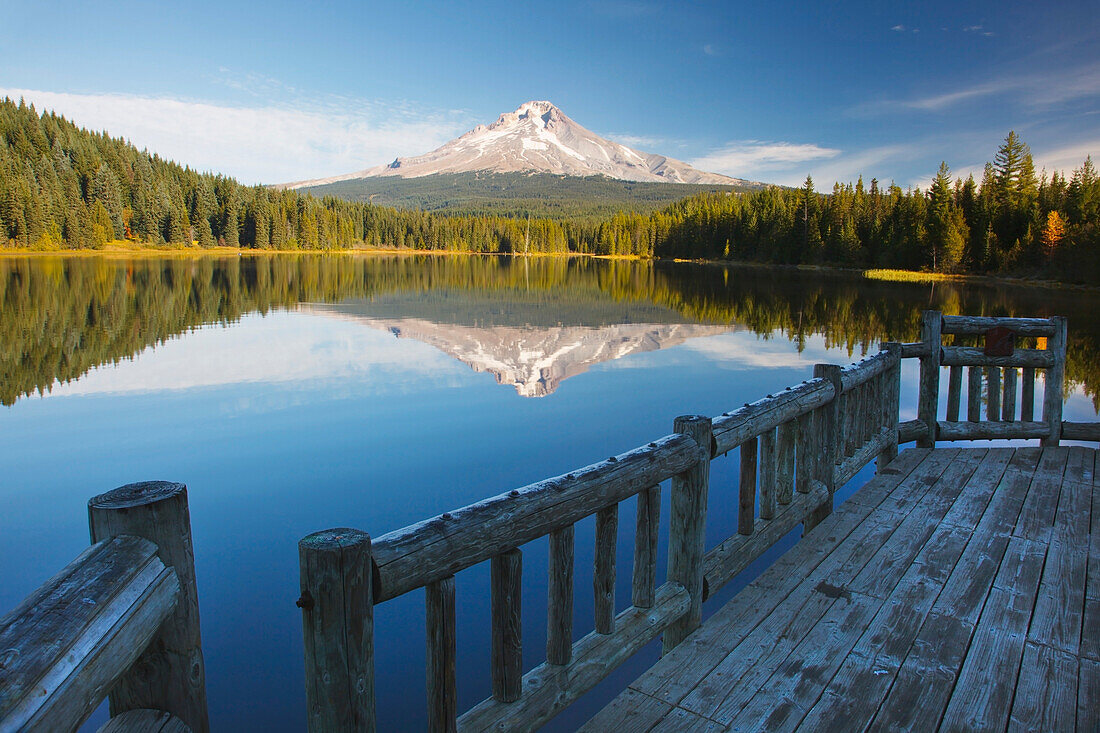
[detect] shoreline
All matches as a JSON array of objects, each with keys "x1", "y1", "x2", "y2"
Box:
[{"x1": 0, "y1": 242, "x2": 1093, "y2": 291}]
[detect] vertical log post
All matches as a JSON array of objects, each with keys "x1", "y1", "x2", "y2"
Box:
[
  {"x1": 593, "y1": 506, "x2": 618, "y2": 634},
  {"x1": 631, "y1": 486, "x2": 660, "y2": 609},
  {"x1": 759, "y1": 428, "x2": 777, "y2": 521},
  {"x1": 490, "y1": 549, "x2": 522, "y2": 703},
  {"x1": 946, "y1": 366, "x2": 963, "y2": 421},
  {"x1": 986, "y1": 368, "x2": 1001, "y2": 422},
  {"x1": 795, "y1": 410, "x2": 813, "y2": 494},
  {"x1": 917, "y1": 310, "x2": 942, "y2": 448},
  {"x1": 1021, "y1": 367, "x2": 1036, "y2": 421},
  {"x1": 1042, "y1": 316, "x2": 1067, "y2": 447},
  {"x1": 426, "y1": 577, "x2": 457, "y2": 733},
  {"x1": 879, "y1": 343, "x2": 902, "y2": 468},
  {"x1": 806, "y1": 365, "x2": 842, "y2": 532},
  {"x1": 546, "y1": 525, "x2": 575, "y2": 665},
  {"x1": 663, "y1": 415, "x2": 712, "y2": 654},
  {"x1": 88, "y1": 482, "x2": 210, "y2": 733},
  {"x1": 776, "y1": 422, "x2": 796, "y2": 505},
  {"x1": 1003, "y1": 367, "x2": 1018, "y2": 422},
  {"x1": 738, "y1": 438, "x2": 757, "y2": 535},
  {"x1": 297, "y1": 528, "x2": 374, "y2": 733},
  {"x1": 967, "y1": 366, "x2": 982, "y2": 422}
]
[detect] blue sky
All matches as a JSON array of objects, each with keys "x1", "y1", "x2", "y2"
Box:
[{"x1": 2, "y1": 0, "x2": 1097, "y2": 187}]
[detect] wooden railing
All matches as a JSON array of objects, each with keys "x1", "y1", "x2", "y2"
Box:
[
  {"x1": 0, "y1": 482, "x2": 209, "y2": 733},
  {"x1": 296, "y1": 347, "x2": 905, "y2": 732},
  {"x1": 897, "y1": 311, "x2": 1100, "y2": 446}
]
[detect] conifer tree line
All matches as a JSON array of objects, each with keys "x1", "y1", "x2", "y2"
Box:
[{"x1": 2, "y1": 98, "x2": 1098, "y2": 282}]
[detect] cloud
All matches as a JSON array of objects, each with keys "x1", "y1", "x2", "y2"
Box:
[
  {"x1": 891, "y1": 25, "x2": 906, "y2": 32},
  {"x1": 602, "y1": 132, "x2": 681, "y2": 151},
  {"x1": 703, "y1": 44, "x2": 718, "y2": 56},
  {"x1": 691, "y1": 140, "x2": 841, "y2": 178},
  {"x1": 1033, "y1": 139, "x2": 1100, "y2": 175},
  {"x1": 0, "y1": 86, "x2": 473, "y2": 184}
]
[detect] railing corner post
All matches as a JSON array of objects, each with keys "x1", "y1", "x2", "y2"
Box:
[
  {"x1": 663, "y1": 414, "x2": 712, "y2": 654},
  {"x1": 299, "y1": 528, "x2": 375, "y2": 733},
  {"x1": 1042, "y1": 315, "x2": 1068, "y2": 447},
  {"x1": 880, "y1": 342, "x2": 902, "y2": 467},
  {"x1": 917, "y1": 310, "x2": 943, "y2": 448},
  {"x1": 88, "y1": 481, "x2": 210, "y2": 733}
]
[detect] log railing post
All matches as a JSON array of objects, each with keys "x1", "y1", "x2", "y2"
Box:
[
  {"x1": 1021, "y1": 367, "x2": 1036, "y2": 421},
  {"x1": 879, "y1": 342, "x2": 902, "y2": 468},
  {"x1": 759, "y1": 428, "x2": 777, "y2": 521},
  {"x1": 547, "y1": 525, "x2": 575, "y2": 665},
  {"x1": 297, "y1": 528, "x2": 374, "y2": 733},
  {"x1": 776, "y1": 422, "x2": 796, "y2": 505},
  {"x1": 88, "y1": 481, "x2": 209, "y2": 733},
  {"x1": 986, "y1": 367, "x2": 1001, "y2": 421},
  {"x1": 946, "y1": 366, "x2": 963, "y2": 421},
  {"x1": 1043, "y1": 316, "x2": 1067, "y2": 446},
  {"x1": 593, "y1": 506, "x2": 618, "y2": 634},
  {"x1": 663, "y1": 415, "x2": 712, "y2": 654},
  {"x1": 631, "y1": 486, "x2": 660, "y2": 609},
  {"x1": 805, "y1": 365, "x2": 842, "y2": 533},
  {"x1": 491, "y1": 549, "x2": 522, "y2": 703},
  {"x1": 1003, "y1": 367, "x2": 1018, "y2": 422},
  {"x1": 967, "y1": 366, "x2": 982, "y2": 422},
  {"x1": 917, "y1": 310, "x2": 942, "y2": 448},
  {"x1": 426, "y1": 577, "x2": 457, "y2": 733},
  {"x1": 738, "y1": 438, "x2": 757, "y2": 535}
]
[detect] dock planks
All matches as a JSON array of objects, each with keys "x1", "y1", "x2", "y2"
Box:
[{"x1": 584, "y1": 446, "x2": 1099, "y2": 732}]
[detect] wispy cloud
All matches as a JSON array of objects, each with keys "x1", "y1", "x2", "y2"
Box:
[
  {"x1": 602, "y1": 132, "x2": 682, "y2": 151},
  {"x1": 692, "y1": 140, "x2": 841, "y2": 179},
  {"x1": 891, "y1": 24, "x2": 906, "y2": 32},
  {"x1": 856, "y1": 61, "x2": 1100, "y2": 115},
  {"x1": 703, "y1": 44, "x2": 719, "y2": 56},
  {"x1": 0, "y1": 86, "x2": 473, "y2": 184}
]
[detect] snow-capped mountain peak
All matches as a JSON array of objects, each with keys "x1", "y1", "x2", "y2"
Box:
[{"x1": 284, "y1": 101, "x2": 745, "y2": 188}]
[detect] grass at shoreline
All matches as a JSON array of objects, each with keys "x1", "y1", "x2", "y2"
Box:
[{"x1": 0, "y1": 243, "x2": 1092, "y2": 290}]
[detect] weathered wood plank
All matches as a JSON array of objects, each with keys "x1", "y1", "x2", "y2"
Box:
[
  {"x1": 776, "y1": 421, "x2": 796, "y2": 505},
  {"x1": 936, "y1": 419, "x2": 1050, "y2": 441},
  {"x1": 759, "y1": 428, "x2": 777, "y2": 521},
  {"x1": 941, "y1": 315, "x2": 1057, "y2": 336},
  {"x1": 938, "y1": 536, "x2": 1047, "y2": 731},
  {"x1": 1029, "y1": 477, "x2": 1089, "y2": 654},
  {"x1": 967, "y1": 365, "x2": 982, "y2": 422},
  {"x1": 89, "y1": 481, "x2": 208, "y2": 732},
  {"x1": 1079, "y1": 659, "x2": 1100, "y2": 732},
  {"x1": 942, "y1": 345, "x2": 1055, "y2": 368},
  {"x1": 987, "y1": 367, "x2": 1002, "y2": 422},
  {"x1": 0, "y1": 537, "x2": 179, "y2": 733},
  {"x1": 1043, "y1": 316, "x2": 1067, "y2": 446},
  {"x1": 946, "y1": 365, "x2": 962, "y2": 422},
  {"x1": 1063, "y1": 421, "x2": 1100, "y2": 442},
  {"x1": 917, "y1": 310, "x2": 941, "y2": 448},
  {"x1": 490, "y1": 549, "x2": 522, "y2": 702},
  {"x1": 1003, "y1": 366, "x2": 1018, "y2": 421},
  {"x1": 371, "y1": 432, "x2": 702, "y2": 603},
  {"x1": 1013, "y1": 447, "x2": 1069, "y2": 543},
  {"x1": 577, "y1": 688, "x2": 671, "y2": 732},
  {"x1": 96, "y1": 709, "x2": 192, "y2": 733},
  {"x1": 632, "y1": 485, "x2": 660, "y2": 609},
  {"x1": 297, "y1": 528, "x2": 374, "y2": 733},
  {"x1": 594, "y1": 505, "x2": 618, "y2": 635},
  {"x1": 546, "y1": 525, "x2": 575, "y2": 665},
  {"x1": 897, "y1": 419, "x2": 927, "y2": 444},
  {"x1": 663, "y1": 416, "x2": 712, "y2": 653},
  {"x1": 459, "y1": 583, "x2": 689, "y2": 733},
  {"x1": 1021, "y1": 366, "x2": 1036, "y2": 421},
  {"x1": 739, "y1": 438, "x2": 757, "y2": 535},
  {"x1": 1008, "y1": 642, "x2": 1079, "y2": 732},
  {"x1": 712, "y1": 379, "x2": 834, "y2": 456},
  {"x1": 426, "y1": 576, "x2": 457, "y2": 733}
]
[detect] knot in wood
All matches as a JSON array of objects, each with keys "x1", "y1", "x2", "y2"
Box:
[
  {"x1": 608, "y1": 456, "x2": 618, "y2": 463},
  {"x1": 441, "y1": 512, "x2": 453, "y2": 521},
  {"x1": 295, "y1": 591, "x2": 314, "y2": 610},
  {"x1": 509, "y1": 489, "x2": 520, "y2": 497}
]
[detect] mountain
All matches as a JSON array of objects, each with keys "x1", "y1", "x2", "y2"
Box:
[{"x1": 284, "y1": 101, "x2": 748, "y2": 188}]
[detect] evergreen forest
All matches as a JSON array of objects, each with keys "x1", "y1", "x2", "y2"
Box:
[{"x1": 2, "y1": 98, "x2": 1098, "y2": 283}]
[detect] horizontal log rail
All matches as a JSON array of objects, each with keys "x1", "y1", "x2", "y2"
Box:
[
  {"x1": 0, "y1": 482, "x2": 209, "y2": 733},
  {"x1": 940, "y1": 314, "x2": 1058, "y2": 337},
  {"x1": 939, "y1": 346, "x2": 1055, "y2": 369}
]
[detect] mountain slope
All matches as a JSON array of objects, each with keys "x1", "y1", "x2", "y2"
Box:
[{"x1": 284, "y1": 101, "x2": 750, "y2": 188}]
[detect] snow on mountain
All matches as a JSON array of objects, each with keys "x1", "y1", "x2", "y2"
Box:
[{"x1": 283, "y1": 101, "x2": 744, "y2": 188}]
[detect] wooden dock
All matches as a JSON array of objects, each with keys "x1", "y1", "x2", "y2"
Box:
[{"x1": 585, "y1": 445, "x2": 1099, "y2": 731}]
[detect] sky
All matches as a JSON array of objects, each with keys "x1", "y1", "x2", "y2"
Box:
[{"x1": 1, "y1": 0, "x2": 1097, "y2": 188}]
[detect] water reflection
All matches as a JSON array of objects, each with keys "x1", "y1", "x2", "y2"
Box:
[{"x1": 3, "y1": 253, "x2": 1099, "y2": 407}]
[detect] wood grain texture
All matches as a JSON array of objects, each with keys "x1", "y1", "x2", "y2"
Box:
[
  {"x1": 759, "y1": 428, "x2": 777, "y2": 521},
  {"x1": 967, "y1": 365, "x2": 982, "y2": 422},
  {"x1": 1043, "y1": 316, "x2": 1067, "y2": 446},
  {"x1": 663, "y1": 415, "x2": 712, "y2": 653},
  {"x1": 547, "y1": 525, "x2": 575, "y2": 665},
  {"x1": 917, "y1": 310, "x2": 942, "y2": 448},
  {"x1": 1021, "y1": 367, "x2": 1036, "y2": 421},
  {"x1": 0, "y1": 536, "x2": 179, "y2": 733},
  {"x1": 947, "y1": 365, "x2": 963, "y2": 421},
  {"x1": 632, "y1": 485, "x2": 660, "y2": 609},
  {"x1": 1003, "y1": 366, "x2": 1018, "y2": 421},
  {"x1": 490, "y1": 549, "x2": 522, "y2": 702},
  {"x1": 776, "y1": 421, "x2": 796, "y2": 505},
  {"x1": 298, "y1": 529, "x2": 374, "y2": 733},
  {"x1": 96, "y1": 708, "x2": 192, "y2": 733},
  {"x1": 593, "y1": 506, "x2": 618, "y2": 635},
  {"x1": 941, "y1": 314, "x2": 1057, "y2": 336},
  {"x1": 712, "y1": 379, "x2": 833, "y2": 456},
  {"x1": 987, "y1": 367, "x2": 1002, "y2": 421},
  {"x1": 937, "y1": 420, "x2": 1050, "y2": 441},
  {"x1": 88, "y1": 481, "x2": 208, "y2": 733},
  {"x1": 739, "y1": 438, "x2": 758, "y2": 536},
  {"x1": 426, "y1": 576, "x2": 457, "y2": 733},
  {"x1": 941, "y1": 345, "x2": 1055, "y2": 368}
]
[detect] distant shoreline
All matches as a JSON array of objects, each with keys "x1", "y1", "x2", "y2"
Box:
[{"x1": 1, "y1": 242, "x2": 1094, "y2": 291}]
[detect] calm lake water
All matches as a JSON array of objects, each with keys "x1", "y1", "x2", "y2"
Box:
[{"x1": 2, "y1": 253, "x2": 1098, "y2": 731}]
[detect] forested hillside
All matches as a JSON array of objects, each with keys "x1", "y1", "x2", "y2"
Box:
[{"x1": 2, "y1": 98, "x2": 1098, "y2": 282}]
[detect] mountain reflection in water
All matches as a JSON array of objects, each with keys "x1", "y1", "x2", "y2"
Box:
[{"x1": 2, "y1": 253, "x2": 1099, "y2": 407}]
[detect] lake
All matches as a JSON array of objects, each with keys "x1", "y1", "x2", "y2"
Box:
[{"x1": 2, "y1": 253, "x2": 1098, "y2": 731}]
